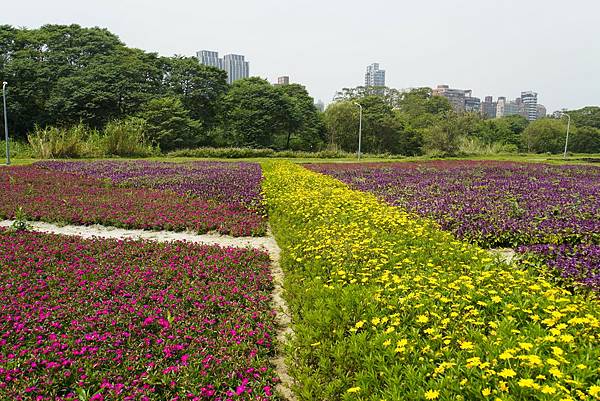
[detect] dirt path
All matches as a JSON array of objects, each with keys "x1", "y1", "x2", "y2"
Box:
[{"x1": 0, "y1": 219, "x2": 296, "y2": 400}]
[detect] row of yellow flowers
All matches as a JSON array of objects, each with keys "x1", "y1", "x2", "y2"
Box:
[{"x1": 262, "y1": 161, "x2": 599, "y2": 401}]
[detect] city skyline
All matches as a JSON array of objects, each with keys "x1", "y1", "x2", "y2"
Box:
[{"x1": 4, "y1": 0, "x2": 600, "y2": 112}]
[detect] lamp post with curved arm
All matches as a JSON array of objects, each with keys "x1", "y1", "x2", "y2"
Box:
[{"x1": 561, "y1": 110, "x2": 571, "y2": 159}]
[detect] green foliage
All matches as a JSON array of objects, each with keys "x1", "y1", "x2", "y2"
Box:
[
  {"x1": 457, "y1": 136, "x2": 518, "y2": 155},
  {"x1": 568, "y1": 125, "x2": 600, "y2": 153},
  {"x1": 422, "y1": 115, "x2": 463, "y2": 156},
  {"x1": 521, "y1": 118, "x2": 568, "y2": 153},
  {"x1": 568, "y1": 106, "x2": 600, "y2": 129},
  {"x1": 137, "y1": 97, "x2": 202, "y2": 151},
  {"x1": 274, "y1": 83, "x2": 326, "y2": 150},
  {"x1": 0, "y1": 139, "x2": 32, "y2": 158},
  {"x1": 102, "y1": 117, "x2": 156, "y2": 157},
  {"x1": 10, "y1": 207, "x2": 31, "y2": 231},
  {"x1": 221, "y1": 78, "x2": 290, "y2": 148},
  {"x1": 163, "y1": 57, "x2": 228, "y2": 130},
  {"x1": 27, "y1": 123, "x2": 96, "y2": 158},
  {"x1": 166, "y1": 147, "x2": 388, "y2": 159}
]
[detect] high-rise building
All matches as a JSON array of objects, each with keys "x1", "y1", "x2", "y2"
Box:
[
  {"x1": 222, "y1": 54, "x2": 249, "y2": 84},
  {"x1": 481, "y1": 96, "x2": 497, "y2": 119},
  {"x1": 537, "y1": 104, "x2": 547, "y2": 119},
  {"x1": 196, "y1": 50, "x2": 222, "y2": 69},
  {"x1": 315, "y1": 100, "x2": 325, "y2": 112},
  {"x1": 521, "y1": 91, "x2": 539, "y2": 121},
  {"x1": 197, "y1": 50, "x2": 250, "y2": 84},
  {"x1": 365, "y1": 63, "x2": 386, "y2": 87},
  {"x1": 432, "y1": 85, "x2": 480, "y2": 113},
  {"x1": 465, "y1": 96, "x2": 481, "y2": 113},
  {"x1": 276, "y1": 76, "x2": 290, "y2": 86}
]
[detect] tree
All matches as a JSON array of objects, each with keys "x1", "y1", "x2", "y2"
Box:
[
  {"x1": 394, "y1": 88, "x2": 452, "y2": 129},
  {"x1": 569, "y1": 126, "x2": 600, "y2": 153},
  {"x1": 163, "y1": 57, "x2": 228, "y2": 130},
  {"x1": 137, "y1": 97, "x2": 202, "y2": 151},
  {"x1": 422, "y1": 114, "x2": 464, "y2": 156},
  {"x1": 46, "y1": 48, "x2": 163, "y2": 128},
  {"x1": 521, "y1": 118, "x2": 567, "y2": 153},
  {"x1": 568, "y1": 106, "x2": 600, "y2": 129},
  {"x1": 221, "y1": 77, "x2": 289, "y2": 148},
  {"x1": 323, "y1": 101, "x2": 359, "y2": 152},
  {"x1": 274, "y1": 83, "x2": 325, "y2": 150}
]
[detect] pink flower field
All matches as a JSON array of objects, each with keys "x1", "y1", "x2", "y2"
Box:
[
  {"x1": 0, "y1": 229, "x2": 278, "y2": 400},
  {"x1": 0, "y1": 166, "x2": 266, "y2": 236}
]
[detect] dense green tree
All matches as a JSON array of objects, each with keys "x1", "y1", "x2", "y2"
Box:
[
  {"x1": 323, "y1": 101, "x2": 359, "y2": 152},
  {"x1": 46, "y1": 49, "x2": 163, "y2": 128},
  {"x1": 568, "y1": 106, "x2": 600, "y2": 129},
  {"x1": 163, "y1": 57, "x2": 228, "y2": 130},
  {"x1": 422, "y1": 113, "x2": 464, "y2": 156},
  {"x1": 521, "y1": 118, "x2": 567, "y2": 153},
  {"x1": 137, "y1": 97, "x2": 202, "y2": 151},
  {"x1": 569, "y1": 126, "x2": 600, "y2": 153},
  {"x1": 394, "y1": 88, "x2": 452, "y2": 129},
  {"x1": 220, "y1": 78, "x2": 290, "y2": 148}
]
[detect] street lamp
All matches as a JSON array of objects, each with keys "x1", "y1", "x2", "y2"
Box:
[
  {"x1": 352, "y1": 101, "x2": 362, "y2": 160},
  {"x1": 561, "y1": 109, "x2": 571, "y2": 159},
  {"x1": 2, "y1": 81, "x2": 9, "y2": 165}
]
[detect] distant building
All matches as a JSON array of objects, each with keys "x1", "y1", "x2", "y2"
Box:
[
  {"x1": 432, "y1": 85, "x2": 479, "y2": 113},
  {"x1": 197, "y1": 50, "x2": 249, "y2": 84},
  {"x1": 315, "y1": 100, "x2": 325, "y2": 112},
  {"x1": 277, "y1": 76, "x2": 290, "y2": 85},
  {"x1": 521, "y1": 91, "x2": 539, "y2": 121},
  {"x1": 481, "y1": 96, "x2": 497, "y2": 119},
  {"x1": 196, "y1": 50, "x2": 222, "y2": 69},
  {"x1": 465, "y1": 96, "x2": 481, "y2": 113},
  {"x1": 365, "y1": 63, "x2": 386, "y2": 87},
  {"x1": 537, "y1": 104, "x2": 547, "y2": 119}
]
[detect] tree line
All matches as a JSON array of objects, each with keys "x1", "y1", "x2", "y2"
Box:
[{"x1": 1, "y1": 24, "x2": 599, "y2": 156}]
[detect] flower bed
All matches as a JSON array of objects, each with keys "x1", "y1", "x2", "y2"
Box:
[
  {"x1": 263, "y1": 161, "x2": 600, "y2": 401},
  {"x1": 0, "y1": 166, "x2": 266, "y2": 236},
  {"x1": 0, "y1": 229, "x2": 277, "y2": 400},
  {"x1": 308, "y1": 161, "x2": 600, "y2": 291},
  {"x1": 35, "y1": 161, "x2": 264, "y2": 210}
]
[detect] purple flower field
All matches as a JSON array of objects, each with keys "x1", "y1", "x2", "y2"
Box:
[
  {"x1": 36, "y1": 161, "x2": 264, "y2": 210},
  {"x1": 308, "y1": 161, "x2": 600, "y2": 291},
  {"x1": 0, "y1": 229, "x2": 278, "y2": 400}
]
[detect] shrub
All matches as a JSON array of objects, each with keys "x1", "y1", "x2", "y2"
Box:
[
  {"x1": 166, "y1": 147, "x2": 400, "y2": 159},
  {"x1": 27, "y1": 123, "x2": 93, "y2": 158},
  {"x1": 0, "y1": 139, "x2": 33, "y2": 159},
  {"x1": 458, "y1": 136, "x2": 518, "y2": 155},
  {"x1": 262, "y1": 160, "x2": 600, "y2": 401},
  {"x1": 102, "y1": 117, "x2": 156, "y2": 157}
]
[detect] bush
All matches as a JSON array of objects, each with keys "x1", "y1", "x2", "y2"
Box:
[
  {"x1": 102, "y1": 117, "x2": 156, "y2": 157},
  {"x1": 0, "y1": 139, "x2": 33, "y2": 159},
  {"x1": 27, "y1": 123, "x2": 94, "y2": 158},
  {"x1": 458, "y1": 136, "x2": 518, "y2": 155},
  {"x1": 166, "y1": 147, "x2": 400, "y2": 159},
  {"x1": 262, "y1": 160, "x2": 600, "y2": 401}
]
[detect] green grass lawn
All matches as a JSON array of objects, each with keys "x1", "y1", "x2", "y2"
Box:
[{"x1": 3, "y1": 153, "x2": 600, "y2": 167}]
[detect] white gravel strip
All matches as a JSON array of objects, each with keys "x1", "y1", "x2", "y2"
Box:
[{"x1": 0, "y1": 220, "x2": 278, "y2": 254}]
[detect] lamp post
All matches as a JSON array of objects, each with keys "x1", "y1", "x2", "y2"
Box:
[
  {"x1": 561, "y1": 110, "x2": 571, "y2": 159},
  {"x1": 2, "y1": 81, "x2": 9, "y2": 165},
  {"x1": 353, "y1": 102, "x2": 362, "y2": 160}
]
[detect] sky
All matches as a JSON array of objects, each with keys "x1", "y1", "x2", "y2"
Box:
[{"x1": 4, "y1": 0, "x2": 600, "y2": 111}]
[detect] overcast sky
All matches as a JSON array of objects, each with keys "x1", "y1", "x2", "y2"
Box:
[{"x1": 5, "y1": 0, "x2": 600, "y2": 111}]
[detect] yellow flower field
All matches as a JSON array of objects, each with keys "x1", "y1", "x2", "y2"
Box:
[{"x1": 262, "y1": 161, "x2": 600, "y2": 401}]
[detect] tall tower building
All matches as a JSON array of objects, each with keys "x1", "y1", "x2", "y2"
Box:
[
  {"x1": 365, "y1": 63, "x2": 386, "y2": 87},
  {"x1": 196, "y1": 50, "x2": 222, "y2": 69},
  {"x1": 222, "y1": 54, "x2": 249, "y2": 84},
  {"x1": 521, "y1": 91, "x2": 539, "y2": 121},
  {"x1": 196, "y1": 50, "x2": 250, "y2": 84}
]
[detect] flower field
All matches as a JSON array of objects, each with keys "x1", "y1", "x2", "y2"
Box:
[
  {"x1": 36, "y1": 161, "x2": 263, "y2": 209},
  {"x1": 0, "y1": 164, "x2": 266, "y2": 236},
  {"x1": 0, "y1": 229, "x2": 278, "y2": 400},
  {"x1": 263, "y1": 161, "x2": 600, "y2": 401},
  {"x1": 307, "y1": 161, "x2": 600, "y2": 291}
]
